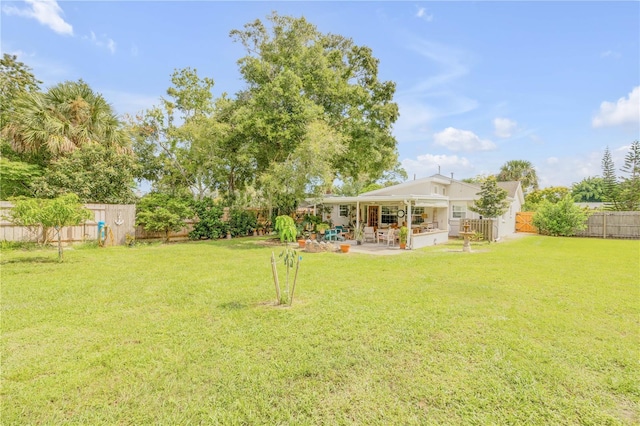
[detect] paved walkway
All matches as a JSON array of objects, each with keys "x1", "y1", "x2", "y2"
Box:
[{"x1": 340, "y1": 240, "x2": 408, "y2": 256}]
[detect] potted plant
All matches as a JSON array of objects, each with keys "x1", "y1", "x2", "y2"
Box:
[
  {"x1": 297, "y1": 224, "x2": 306, "y2": 248},
  {"x1": 399, "y1": 226, "x2": 408, "y2": 249},
  {"x1": 316, "y1": 222, "x2": 330, "y2": 236},
  {"x1": 302, "y1": 214, "x2": 320, "y2": 232},
  {"x1": 353, "y1": 223, "x2": 364, "y2": 245}
]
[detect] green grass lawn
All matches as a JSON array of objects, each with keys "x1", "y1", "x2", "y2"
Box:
[{"x1": 2, "y1": 236, "x2": 639, "y2": 424}]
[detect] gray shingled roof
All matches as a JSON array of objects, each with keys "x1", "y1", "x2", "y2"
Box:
[{"x1": 496, "y1": 181, "x2": 520, "y2": 198}]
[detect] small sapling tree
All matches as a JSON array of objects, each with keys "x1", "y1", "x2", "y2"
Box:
[
  {"x1": 271, "y1": 215, "x2": 301, "y2": 305},
  {"x1": 9, "y1": 194, "x2": 92, "y2": 261},
  {"x1": 469, "y1": 176, "x2": 510, "y2": 218}
]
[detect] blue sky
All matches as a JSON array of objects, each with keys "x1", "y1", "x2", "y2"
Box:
[{"x1": 2, "y1": 1, "x2": 639, "y2": 187}]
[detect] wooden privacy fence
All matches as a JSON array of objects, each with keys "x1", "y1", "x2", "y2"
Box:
[
  {"x1": 575, "y1": 211, "x2": 640, "y2": 239},
  {"x1": 466, "y1": 219, "x2": 496, "y2": 241},
  {"x1": 135, "y1": 220, "x2": 195, "y2": 242},
  {"x1": 0, "y1": 202, "x2": 136, "y2": 246}
]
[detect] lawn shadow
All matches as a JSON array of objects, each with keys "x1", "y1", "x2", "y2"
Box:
[
  {"x1": 218, "y1": 301, "x2": 247, "y2": 310},
  {"x1": 1, "y1": 256, "x2": 59, "y2": 265},
  {"x1": 223, "y1": 238, "x2": 284, "y2": 251}
]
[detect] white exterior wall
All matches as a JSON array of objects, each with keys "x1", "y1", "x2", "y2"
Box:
[
  {"x1": 495, "y1": 195, "x2": 522, "y2": 239},
  {"x1": 448, "y1": 181, "x2": 481, "y2": 199},
  {"x1": 411, "y1": 230, "x2": 449, "y2": 248},
  {"x1": 328, "y1": 205, "x2": 350, "y2": 227}
]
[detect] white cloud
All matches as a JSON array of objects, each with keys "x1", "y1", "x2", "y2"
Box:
[
  {"x1": 393, "y1": 100, "x2": 435, "y2": 143},
  {"x1": 83, "y1": 31, "x2": 117, "y2": 55},
  {"x1": 0, "y1": 46, "x2": 73, "y2": 84},
  {"x1": 404, "y1": 39, "x2": 470, "y2": 92},
  {"x1": 536, "y1": 145, "x2": 630, "y2": 187},
  {"x1": 416, "y1": 7, "x2": 433, "y2": 22},
  {"x1": 530, "y1": 134, "x2": 543, "y2": 144},
  {"x1": 106, "y1": 39, "x2": 116, "y2": 55},
  {"x1": 2, "y1": 48, "x2": 35, "y2": 60},
  {"x1": 392, "y1": 37, "x2": 477, "y2": 146},
  {"x1": 600, "y1": 50, "x2": 621, "y2": 59},
  {"x1": 2, "y1": 0, "x2": 73, "y2": 35},
  {"x1": 402, "y1": 154, "x2": 473, "y2": 180},
  {"x1": 493, "y1": 117, "x2": 517, "y2": 138},
  {"x1": 592, "y1": 86, "x2": 640, "y2": 128},
  {"x1": 433, "y1": 127, "x2": 496, "y2": 152}
]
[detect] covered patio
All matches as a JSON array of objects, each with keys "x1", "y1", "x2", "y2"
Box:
[{"x1": 314, "y1": 194, "x2": 451, "y2": 249}]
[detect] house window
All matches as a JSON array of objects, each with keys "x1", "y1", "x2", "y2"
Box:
[
  {"x1": 381, "y1": 206, "x2": 398, "y2": 224},
  {"x1": 339, "y1": 205, "x2": 349, "y2": 217},
  {"x1": 411, "y1": 207, "x2": 425, "y2": 224},
  {"x1": 452, "y1": 205, "x2": 466, "y2": 219}
]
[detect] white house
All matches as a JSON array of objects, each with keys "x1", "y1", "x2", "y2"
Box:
[{"x1": 313, "y1": 174, "x2": 524, "y2": 249}]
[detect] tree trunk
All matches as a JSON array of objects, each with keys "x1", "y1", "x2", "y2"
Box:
[{"x1": 56, "y1": 228, "x2": 63, "y2": 262}]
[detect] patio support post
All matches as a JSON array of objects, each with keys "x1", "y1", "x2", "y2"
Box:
[{"x1": 406, "y1": 201, "x2": 412, "y2": 249}]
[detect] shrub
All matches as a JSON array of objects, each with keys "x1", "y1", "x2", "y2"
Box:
[
  {"x1": 189, "y1": 199, "x2": 228, "y2": 240},
  {"x1": 532, "y1": 195, "x2": 589, "y2": 236},
  {"x1": 136, "y1": 193, "x2": 192, "y2": 242},
  {"x1": 228, "y1": 209, "x2": 258, "y2": 237}
]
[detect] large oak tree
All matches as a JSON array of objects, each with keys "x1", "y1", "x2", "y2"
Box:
[{"x1": 230, "y1": 13, "x2": 400, "y2": 195}]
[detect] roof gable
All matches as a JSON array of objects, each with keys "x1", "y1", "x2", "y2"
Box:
[
  {"x1": 360, "y1": 174, "x2": 480, "y2": 197},
  {"x1": 359, "y1": 176, "x2": 435, "y2": 196},
  {"x1": 496, "y1": 181, "x2": 524, "y2": 204}
]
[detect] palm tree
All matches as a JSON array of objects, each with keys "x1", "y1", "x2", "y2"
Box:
[
  {"x1": 2, "y1": 80, "x2": 129, "y2": 163},
  {"x1": 497, "y1": 159, "x2": 539, "y2": 193}
]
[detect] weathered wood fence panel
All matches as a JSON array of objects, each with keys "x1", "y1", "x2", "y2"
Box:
[
  {"x1": 135, "y1": 220, "x2": 196, "y2": 242},
  {"x1": 466, "y1": 219, "x2": 496, "y2": 241},
  {"x1": 575, "y1": 212, "x2": 640, "y2": 239},
  {"x1": 0, "y1": 202, "x2": 135, "y2": 246}
]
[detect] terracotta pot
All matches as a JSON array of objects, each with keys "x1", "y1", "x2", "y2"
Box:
[
  {"x1": 399, "y1": 243, "x2": 406, "y2": 249},
  {"x1": 340, "y1": 244, "x2": 350, "y2": 253},
  {"x1": 298, "y1": 239, "x2": 306, "y2": 248}
]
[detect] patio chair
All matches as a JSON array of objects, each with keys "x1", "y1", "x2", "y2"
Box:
[
  {"x1": 363, "y1": 226, "x2": 376, "y2": 243},
  {"x1": 385, "y1": 228, "x2": 397, "y2": 247},
  {"x1": 325, "y1": 228, "x2": 345, "y2": 242}
]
